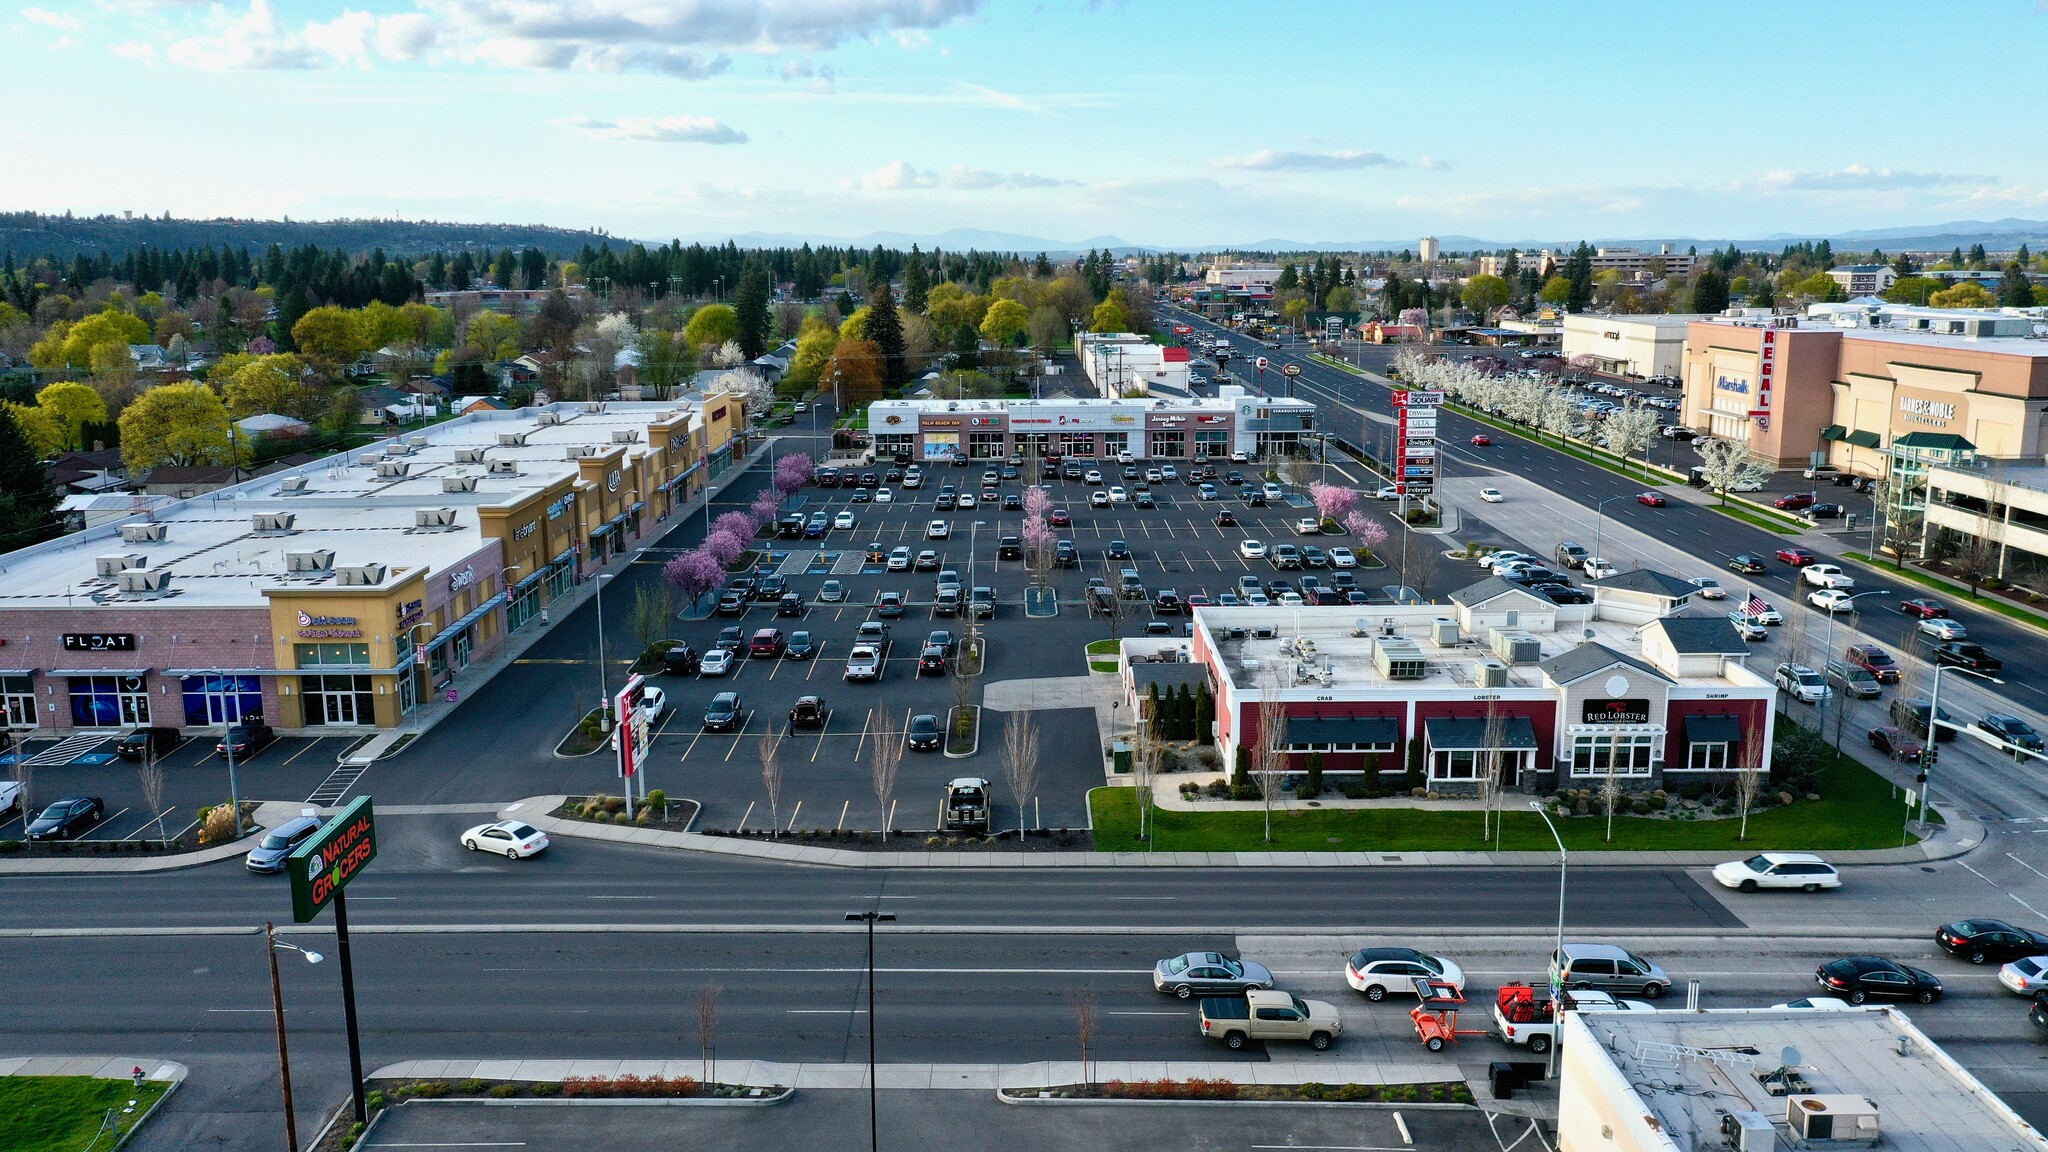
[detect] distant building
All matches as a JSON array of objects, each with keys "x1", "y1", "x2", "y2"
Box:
[
  {"x1": 1076, "y1": 333, "x2": 1192, "y2": 397},
  {"x1": 1418, "y1": 236, "x2": 1440, "y2": 263},
  {"x1": 1588, "y1": 246, "x2": 1696, "y2": 282},
  {"x1": 235, "y1": 413, "x2": 311, "y2": 439},
  {"x1": 1561, "y1": 314, "x2": 1704, "y2": 378},
  {"x1": 1202, "y1": 266, "x2": 1283, "y2": 292},
  {"x1": 1826, "y1": 263, "x2": 1899, "y2": 297}
]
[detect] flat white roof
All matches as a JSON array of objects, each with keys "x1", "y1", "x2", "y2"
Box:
[
  {"x1": 1569, "y1": 1007, "x2": 2048, "y2": 1152},
  {"x1": 1700, "y1": 315, "x2": 2048, "y2": 359},
  {"x1": 0, "y1": 402, "x2": 703, "y2": 610}
]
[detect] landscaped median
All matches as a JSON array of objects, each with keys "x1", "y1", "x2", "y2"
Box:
[
  {"x1": 1001, "y1": 1076, "x2": 1472, "y2": 1105},
  {"x1": 1844, "y1": 551, "x2": 2048, "y2": 634},
  {"x1": 1091, "y1": 744, "x2": 1919, "y2": 853}
]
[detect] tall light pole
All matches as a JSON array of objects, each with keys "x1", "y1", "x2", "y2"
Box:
[
  {"x1": 1528, "y1": 799, "x2": 1567, "y2": 1081},
  {"x1": 1920, "y1": 663, "x2": 2002, "y2": 830},
  {"x1": 202, "y1": 670, "x2": 245, "y2": 835},
  {"x1": 1590, "y1": 495, "x2": 1623, "y2": 566},
  {"x1": 1818, "y1": 590, "x2": 1888, "y2": 750},
  {"x1": 845, "y1": 910, "x2": 895, "y2": 1152},
  {"x1": 266, "y1": 923, "x2": 324, "y2": 1152}
]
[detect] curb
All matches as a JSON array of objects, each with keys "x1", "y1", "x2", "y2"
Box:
[
  {"x1": 111, "y1": 1063, "x2": 188, "y2": 1152},
  {"x1": 393, "y1": 1090, "x2": 791, "y2": 1109},
  {"x1": 995, "y1": 1088, "x2": 1472, "y2": 1110},
  {"x1": 944, "y1": 704, "x2": 981, "y2": 759},
  {"x1": 0, "y1": 829, "x2": 263, "y2": 875},
  {"x1": 551, "y1": 708, "x2": 609, "y2": 759}
]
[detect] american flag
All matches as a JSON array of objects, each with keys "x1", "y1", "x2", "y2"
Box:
[{"x1": 1746, "y1": 593, "x2": 1769, "y2": 618}]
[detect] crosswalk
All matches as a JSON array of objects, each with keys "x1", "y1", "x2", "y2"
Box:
[
  {"x1": 25, "y1": 731, "x2": 107, "y2": 766},
  {"x1": 306, "y1": 763, "x2": 369, "y2": 806}
]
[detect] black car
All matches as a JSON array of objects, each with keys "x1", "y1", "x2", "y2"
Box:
[
  {"x1": 1815, "y1": 956, "x2": 1942, "y2": 1004},
  {"x1": 927, "y1": 629, "x2": 957, "y2": 657},
  {"x1": 1106, "y1": 539, "x2": 1132, "y2": 560},
  {"x1": 917, "y1": 644, "x2": 948, "y2": 675},
  {"x1": 713, "y1": 626, "x2": 745, "y2": 654},
  {"x1": 702, "y1": 692, "x2": 743, "y2": 732},
  {"x1": 2032, "y1": 992, "x2": 2048, "y2": 1038},
  {"x1": 1888, "y1": 696, "x2": 1957, "y2": 742},
  {"x1": 1002, "y1": 494, "x2": 1023, "y2": 510},
  {"x1": 1053, "y1": 541, "x2": 1078, "y2": 568},
  {"x1": 756, "y1": 575, "x2": 788, "y2": 601},
  {"x1": 1728, "y1": 553, "x2": 1769, "y2": 575},
  {"x1": 26, "y1": 796, "x2": 105, "y2": 841},
  {"x1": 1535, "y1": 584, "x2": 1594, "y2": 605},
  {"x1": 1805, "y1": 502, "x2": 1844, "y2": 520},
  {"x1": 1974, "y1": 714, "x2": 2045, "y2": 754},
  {"x1": 216, "y1": 721, "x2": 274, "y2": 758},
  {"x1": 1936, "y1": 919, "x2": 2048, "y2": 965},
  {"x1": 997, "y1": 536, "x2": 1022, "y2": 560},
  {"x1": 661, "y1": 643, "x2": 700, "y2": 675},
  {"x1": 115, "y1": 726, "x2": 181, "y2": 760},
  {"x1": 784, "y1": 631, "x2": 817, "y2": 660},
  {"x1": 906, "y1": 713, "x2": 941, "y2": 751},
  {"x1": 1931, "y1": 642, "x2": 2001, "y2": 673},
  {"x1": 775, "y1": 592, "x2": 806, "y2": 617},
  {"x1": 1214, "y1": 510, "x2": 1238, "y2": 527},
  {"x1": 789, "y1": 695, "x2": 828, "y2": 730}
]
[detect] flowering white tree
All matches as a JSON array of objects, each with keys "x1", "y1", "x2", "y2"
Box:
[
  {"x1": 1695, "y1": 436, "x2": 1771, "y2": 505},
  {"x1": 711, "y1": 340, "x2": 746, "y2": 368},
  {"x1": 1604, "y1": 399, "x2": 1663, "y2": 475}
]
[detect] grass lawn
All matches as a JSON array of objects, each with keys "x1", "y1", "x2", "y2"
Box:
[
  {"x1": 0, "y1": 1077, "x2": 170, "y2": 1152},
  {"x1": 1708, "y1": 503, "x2": 1801, "y2": 535},
  {"x1": 1086, "y1": 638, "x2": 1120, "y2": 673},
  {"x1": 1092, "y1": 752, "x2": 1916, "y2": 853},
  {"x1": 1844, "y1": 552, "x2": 2048, "y2": 633}
]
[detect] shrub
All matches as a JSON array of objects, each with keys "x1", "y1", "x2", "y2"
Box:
[
  {"x1": 1178, "y1": 782, "x2": 1200, "y2": 799},
  {"x1": 645, "y1": 789, "x2": 667, "y2": 809},
  {"x1": 365, "y1": 1090, "x2": 386, "y2": 1112},
  {"x1": 200, "y1": 802, "x2": 239, "y2": 845},
  {"x1": 1331, "y1": 1083, "x2": 1380, "y2": 1102},
  {"x1": 1205, "y1": 779, "x2": 1230, "y2": 798},
  {"x1": 1630, "y1": 799, "x2": 1650, "y2": 815},
  {"x1": 1646, "y1": 792, "x2": 1669, "y2": 811},
  {"x1": 488, "y1": 1083, "x2": 521, "y2": 1098},
  {"x1": 563, "y1": 1074, "x2": 699, "y2": 1098},
  {"x1": 1296, "y1": 1082, "x2": 1327, "y2": 1099},
  {"x1": 456, "y1": 1079, "x2": 488, "y2": 1094},
  {"x1": 602, "y1": 796, "x2": 626, "y2": 814},
  {"x1": 529, "y1": 1082, "x2": 560, "y2": 1097}
]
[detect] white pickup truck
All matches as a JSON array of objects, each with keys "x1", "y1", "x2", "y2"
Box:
[
  {"x1": 1200, "y1": 989, "x2": 1344, "y2": 1051},
  {"x1": 1800, "y1": 563, "x2": 1855, "y2": 590},
  {"x1": 1493, "y1": 985, "x2": 1655, "y2": 1053},
  {"x1": 844, "y1": 644, "x2": 883, "y2": 681}
]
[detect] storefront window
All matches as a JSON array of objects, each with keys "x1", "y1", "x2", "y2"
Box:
[
  {"x1": 1686, "y1": 741, "x2": 1730, "y2": 772},
  {"x1": 1570, "y1": 733, "x2": 1657, "y2": 777},
  {"x1": 1016, "y1": 433, "x2": 1051, "y2": 457},
  {"x1": 295, "y1": 643, "x2": 371, "y2": 668},
  {"x1": 181, "y1": 675, "x2": 264, "y2": 726},
  {"x1": 509, "y1": 586, "x2": 541, "y2": 632},
  {"x1": 1195, "y1": 429, "x2": 1229, "y2": 457},
  {"x1": 1149, "y1": 431, "x2": 1187, "y2": 457},
  {"x1": 968, "y1": 432, "x2": 1005, "y2": 458},
  {"x1": 872, "y1": 433, "x2": 913, "y2": 457},
  {"x1": 69, "y1": 675, "x2": 149, "y2": 727},
  {"x1": 1061, "y1": 432, "x2": 1095, "y2": 457},
  {"x1": 1433, "y1": 749, "x2": 1477, "y2": 780},
  {"x1": 2, "y1": 676, "x2": 34, "y2": 728},
  {"x1": 301, "y1": 674, "x2": 374, "y2": 726},
  {"x1": 545, "y1": 562, "x2": 575, "y2": 600}
]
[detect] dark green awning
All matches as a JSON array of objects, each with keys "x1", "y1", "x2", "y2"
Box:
[
  {"x1": 1844, "y1": 430, "x2": 1882, "y2": 449},
  {"x1": 1892, "y1": 432, "x2": 1975, "y2": 451},
  {"x1": 1820, "y1": 425, "x2": 1845, "y2": 441},
  {"x1": 1684, "y1": 715, "x2": 1742, "y2": 745}
]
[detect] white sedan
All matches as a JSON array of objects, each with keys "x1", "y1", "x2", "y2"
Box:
[
  {"x1": 833, "y1": 511, "x2": 856, "y2": 530},
  {"x1": 1108, "y1": 486, "x2": 1129, "y2": 504},
  {"x1": 1374, "y1": 486, "x2": 1400, "y2": 501},
  {"x1": 1808, "y1": 588, "x2": 1855, "y2": 613},
  {"x1": 1583, "y1": 558, "x2": 1618, "y2": 579},
  {"x1": 1689, "y1": 577, "x2": 1728, "y2": 600},
  {"x1": 698, "y1": 648, "x2": 735, "y2": 676},
  {"x1": 636, "y1": 686, "x2": 666, "y2": 719},
  {"x1": 926, "y1": 520, "x2": 951, "y2": 540},
  {"x1": 462, "y1": 820, "x2": 550, "y2": 859},
  {"x1": 874, "y1": 488, "x2": 894, "y2": 504},
  {"x1": 1918, "y1": 617, "x2": 1967, "y2": 640},
  {"x1": 1238, "y1": 539, "x2": 1268, "y2": 560},
  {"x1": 1998, "y1": 956, "x2": 2048, "y2": 996},
  {"x1": 1478, "y1": 487, "x2": 1504, "y2": 503},
  {"x1": 1089, "y1": 490, "x2": 1110, "y2": 507},
  {"x1": 1328, "y1": 547, "x2": 1357, "y2": 568},
  {"x1": 1711, "y1": 852, "x2": 1841, "y2": 892}
]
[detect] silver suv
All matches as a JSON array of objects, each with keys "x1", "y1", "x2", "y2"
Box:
[{"x1": 1549, "y1": 942, "x2": 1669, "y2": 998}]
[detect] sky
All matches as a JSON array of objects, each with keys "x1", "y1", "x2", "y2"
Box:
[{"x1": 7, "y1": 0, "x2": 2048, "y2": 249}]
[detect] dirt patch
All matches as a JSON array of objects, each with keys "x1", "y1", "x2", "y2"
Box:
[{"x1": 554, "y1": 794, "x2": 700, "y2": 830}]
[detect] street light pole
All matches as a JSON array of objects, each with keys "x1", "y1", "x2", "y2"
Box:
[
  {"x1": 1528, "y1": 800, "x2": 1567, "y2": 1081},
  {"x1": 1919, "y1": 663, "x2": 2002, "y2": 830},
  {"x1": 1590, "y1": 495, "x2": 1622, "y2": 566},
  {"x1": 845, "y1": 910, "x2": 895, "y2": 1152},
  {"x1": 1819, "y1": 590, "x2": 1888, "y2": 750},
  {"x1": 266, "y1": 923, "x2": 324, "y2": 1152}
]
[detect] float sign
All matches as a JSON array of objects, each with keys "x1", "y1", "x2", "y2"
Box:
[{"x1": 288, "y1": 796, "x2": 377, "y2": 924}]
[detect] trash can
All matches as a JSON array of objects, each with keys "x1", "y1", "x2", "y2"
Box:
[
  {"x1": 1845, "y1": 513, "x2": 1857, "y2": 531},
  {"x1": 1489, "y1": 1062, "x2": 1518, "y2": 1099},
  {"x1": 1111, "y1": 739, "x2": 1132, "y2": 775}
]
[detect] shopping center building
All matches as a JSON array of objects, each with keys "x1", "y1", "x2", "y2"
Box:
[
  {"x1": 865, "y1": 387, "x2": 1319, "y2": 463},
  {"x1": 1122, "y1": 575, "x2": 1776, "y2": 794},
  {"x1": 0, "y1": 395, "x2": 747, "y2": 735}
]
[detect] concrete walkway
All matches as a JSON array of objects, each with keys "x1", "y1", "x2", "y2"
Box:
[
  {"x1": 369, "y1": 1057, "x2": 1453, "y2": 1092},
  {"x1": 982, "y1": 673, "x2": 1132, "y2": 761},
  {"x1": 501, "y1": 794, "x2": 1982, "y2": 869},
  {"x1": 0, "y1": 1055, "x2": 187, "y2": 1084}
]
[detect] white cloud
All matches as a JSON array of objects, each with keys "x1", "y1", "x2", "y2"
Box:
[
  {"x1": 945, "y1": 165, "x2": 1075, "y2": 191},
  {"x1": 1417, "y1": 156, "x2": 1450, "y2": 172},
  {"x1": 162, "y1": 1, "x2": 441, "y2": 71},
  {"x1": 843, "y1": 161, "x2": 939, "y2": 191},
  {"x1": 376, "y1": 13, "x2": 437, "y2": 60},
  {"x1": 569, "y1": 115, "x2": 749, "y2": 145},
  {"x1": 166, "y1": 0, "x2": 318, "y2": 71},
  {"x1": 1754, "y1": 165, "x2": 1985, "y2": 193},
  {"x1": 1211, "y1": 149, "x2": 1404, "y2": 172},
  {"x1": 111, "y1": 40, "x2": 156, "y2": 61},
  {"x1": 23, "y1": 7, "x2": 81, "y2": 31}
]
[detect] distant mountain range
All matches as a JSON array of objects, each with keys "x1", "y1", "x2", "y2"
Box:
[{"x1": 0, "y1": 213, "x2": 619, "y2": 261}]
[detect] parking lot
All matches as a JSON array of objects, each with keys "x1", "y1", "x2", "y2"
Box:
[
  {"x1": 0, "y1": 729, "x2": 356, "y2": 845},
  {"x1": 639, "y1": 457, "x2": 1394, "y2": 832}
]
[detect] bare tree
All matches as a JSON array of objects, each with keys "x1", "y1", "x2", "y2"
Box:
[
  {"x1": 758, "y1": 732, "x2": 784, "y2": 839},
  {"x1": 870, "y1": 709, "x2": 903, "y2": 841},
  {"x1": 1253, "y1": 671, "x2": 1289, "y2": 844},
  {"x1": 1948, "y1": 528, "x2": 2001, "y2": 600},
  {"x1": 1479, "y1": 703, "x2": 1507, "y2": 847},
  {"x1": 1280, "y1": 450, "x2": 1315, "y2": 490},
  {"x1": 1070, "y1": 991, "x2": 1099, "y2": 1095},
  {"x1": 138, "y1": 752, "x2": 168, "y2": 846},
  {"x1": 1001, "y1": 709, "x2": 1041, "y2": 837},
  {"x1": 697, "y1": 984, "x2": 722, "y2": 1085},
  {"x1": 1734, "y1": 717, "x2": 1766, "y2": 841},
  {"x1": 1600, "y1": 735, "x2": 1624, "y2": 844},
  {"x1": 1130, "y1": 712, "x2": 1158, "y2": 844}
]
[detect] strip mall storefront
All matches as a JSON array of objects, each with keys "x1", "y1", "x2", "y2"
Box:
[{"x1": 867, "y1": 390, "x2": 1315, "y2": 463}]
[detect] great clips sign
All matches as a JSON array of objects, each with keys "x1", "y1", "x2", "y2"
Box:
[{"x1": 288, "y1": 796, "x2": 378, "y2": 923}]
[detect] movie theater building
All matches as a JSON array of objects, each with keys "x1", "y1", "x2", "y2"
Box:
[
  {"x1": 1171, "y1": 578, "x2": 1775, "y2": 793},
  {"x1": 0, "y1": 396, "x2": 740, "y2": 735},
  {"x1": 866, "y1": 387, "x2": 1319, "y2": 463}
]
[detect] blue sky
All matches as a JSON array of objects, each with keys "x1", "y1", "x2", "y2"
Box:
[{"x1": 7, "y1": 1, "x2": 2045, "y2": 248}]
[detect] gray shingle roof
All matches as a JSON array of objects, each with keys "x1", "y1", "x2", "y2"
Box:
[
  {"x1": 1589, "y1": 569, "x2": 1700, "y2": 598},
  {"x1": 1538, "y1": 641, "x2": 1672, "y2": 686},
  {"x1": 1651, "y1": 615, "x2": 1748, "y2": 655},
  {"x1": 1449, "y1": 576, "x2": 1551, "y2": 608}
]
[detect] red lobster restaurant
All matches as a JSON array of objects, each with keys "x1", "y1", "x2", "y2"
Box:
[{"x1": 1130, "y1": 574, "x2": 1778, "y2": 793}]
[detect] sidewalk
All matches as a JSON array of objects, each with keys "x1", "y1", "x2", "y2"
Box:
[
  {"x1": 0, "y1": 799, "x2": 301, "y2": 874},
  {"x1": 0, "y1": 1056, "x2": 187, "y2": 1083},
  {"x1": 501, "y1": 794, "x2": 1982, "y2": 869},
  {"x1": 341, "y1": 440, "x2": 774, "y2": 765},
  {"x1": 369, "y1": 1057, "x2": 1456, "y2": 1092}
]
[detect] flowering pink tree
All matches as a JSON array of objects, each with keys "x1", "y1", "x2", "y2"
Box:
[
  {"x1": 1021, "y1": 517, "x2": 1056, "y2": 586},
  {"x1": 713, "y1": 510, "x2": 759, "y2": 542},
  {"x1": 664, "y1": 548, "x2": 726, "y2": 603},
  {"x1": 750, "y1": 489, "x2": 782, "y2": 525},
  {"x1": 1345, "y1": 511, "x2": 1389, "y2": 560},
  {"x1": 1023, "y1": 486, "x2": 1053, "y2": 520},
  {"x1": 1310, "y1": 483, "x2": 1359, "y2": 526},
  {"x1": 703, "y1": 529, "x2": 748, "y2": 567},
  {"x1": 773, "y1": 453, "x2": 814, "y2": 495}
]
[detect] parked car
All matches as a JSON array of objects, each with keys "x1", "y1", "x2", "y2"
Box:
[
  {"x1": 748, "y1": 628, "x2": 786, "y2": 658},
  {"x1": 1344, "y1": 947, "x2": 1466, "y2": 1001},
  {"x1": 662, "y1": 643, "x2": 700, "y2": 675},
  {"x1": 784, "y1": 631, "x2": 817, "y2": 660},
  {"x1": 698, "y1": 647, "x2": 736, "y2": 676},
  {"x1": 1271, "y1": 545, "x2": 1302, "y2": 569},
  {"x1": 906, "y1": 713, "x2": 941, "y2": 751},
  {"x1": 1554, "y1": 541, "x2": 1590, "y2": 569},
  {"x1": 997, "y1": 536, "x2": 1022, "y2": 560},
  {"x1": 1938, "y1": 919, "x2": 2048, "y2": 965},
  {"x1": 1774, "y1": 493, "x2": 1816, "y2": 512},
  {"x1": 1726, "y1": 613, "x2": 1769, "y2": 641},
  {"x1": 1582, "y1": 558, "x2": 1619, "y2": 580},
  {"x1": 789, "y1": 695, "x2": 828, "y2": 730},
  {"x1": 702, "y1": 692, "x2": 744, "y2": 732},
  {"x1": 887, "y1": 546, "x2": 912, "y2": 571},
  {"x1": 1328, "y1": 547, "x2": 1357, "y2": 568},
  {"x1": 216, "y1": 721, "x2": 275, "y2": 758},
  {"x1": 1815, "y1": 956, "x2": 1942, "y2": 1004},
  {"x1": 461, "y1": 820, "x2": 550, "y2": 859},
  {"x1": 115, "y1": 726, "x2": 181, "y2": 760},
  {"x1": 25, "y1": 796, "x2": 105, "y2": 841},
  {"x1": 1550, "y1": 942, "x2": 1669, "y2": 998},
  {"x1": 1238, "y1": 539, "x2": 1268, "y2": 560},
  {"x1": 1713, "y1": 852, "x2": 1841, "y2": 893},
  {"x1": 1975, "y1": 714, "x2": 2044, "y2": 754},
  {"x1": 875, "y1": 592, "x2": 906, "y2": 619},
  {"x1": 244, "y1": 815, "x2": 325, "y2": 873}
]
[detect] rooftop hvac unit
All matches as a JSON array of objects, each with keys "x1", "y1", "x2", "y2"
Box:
[
  {"x1": 498, "y1": 432, "x2": 529, "y2": 447},
  {"x1": 406, "y1": 435, "x2": 428, "y2": 448},
  {"x1": 611, "y1": 429, "x2": 640, "y2": 443},
  {"x1": 358, "y1": 452, "x2": 383, "y2": 464},
  {"x1": 336, "y1": 563, "x2": 388, "y2": 587},
  {"x1": 566, "y1": 445, "x2": 593, "y2": 460},
  {"x1": 1373, "y1": 636, "x2": 1425, "y2": 680},
  {"x1": 1785, "y1": 1096, "x2": 1879, "y2": 1143},
  {"x1": 375, "y1": 461, "x2": 411, "y2": 478},
  {"x1": 1473, "y1": 659, "x2": 1509, "y2": 688},
  {"x1": 414, "y1": 507, "x2": 458, "y2": 529},
  {"x1": 584, "y1": 402, "x2": 603, "y2": 413},
  {"x1": 454, "y1": 448, "x2": 487, "y2": 464},
  {"x1": 1430, "y1": 617, "x2": 1460, "y2": 647},
  {"x1": 120, "y1": 523, "x2": 167, "y2": 543},
  {"x1": 537, "y1": 412, "x2": 563, "y2": 426},
  {"x1": 1719, "y1": 1111, "x2": 1774, "y2": 1152},
  {"x1": 1489, "y1": 628, "x2": 1542, "y2": 665},
  {"x1": 96, "y1": 554, "x2": 145, "y2": 578},
  {"x1": 116, "y1": 568, "x2": 172, "y2": 593},
  {"x1": 277, "y1": 476, "x2": 309, "y2": 494},
  {"x1": 251, "y1": 512, "x2": 296, "y2": 534},
  {"x1": 384, "y1": 443, "x2": 414, "y2": 456},
  {"x1": 442, "y1": 476, "x2": 479, "y2": 493},
  {"x1": 286, "y1": 549, "x2": 336, "y2": 573},
  {"x1": 486, "y1": 460, "x2": 518, "y2": 475}
]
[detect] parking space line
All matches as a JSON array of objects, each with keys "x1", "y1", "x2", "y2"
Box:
[
  {"x1": 723, "y1": 713, "x2": 753, "y2": 762},
  {"x1": 121, "y1": 809, "x2": 176, "y2": 841},
  {"x1": 280, "y1": 737, "x2": 331, "y2": 767}
]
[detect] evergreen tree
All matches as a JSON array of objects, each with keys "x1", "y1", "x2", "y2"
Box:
[
  {"x1": 1147, "y1": 683, "x2": 1165, "y2": 739},
  {"x1": 0, "y1": 406, "x2": 59, "y2": 552},
  {"x1": 733, "y1": 264, "x2": 772, "y2": 359},
  {"x1": 1968, "y1": 243, "x2": 1988, "y2": 268},
  {"x1": 1275, "y1": 263, "x2": 1300, "y2": 292},
  {"x1": 1999, "y1": 262, "x2": 2035, "y2": 308},
  {"x1": 1751, "y1": 277, "x2": 1776, "y2": 309},
  {"x1": 865, "y1": 282, "x2": 906, "y2": 385},
  {"x1": 1305, "y1": 751, "x2": 1324, "y2": 797},
  {"x1": 1034, "y1": 252, "x2": 1053, "y2": 277},
  {"x1": 1177, "y1": 683, "x2": 1196, "y2": 740},
  {"x1": 1950, "y1": 246, "x2": 1965, "y2": 267},
  {"x1": 1194, "y1": 684, "x2": 1214, "y2": 745},
  {"x1": 2019, "y1": 243, "x2": 2032, "y2": 266},
  {"x1": 1892, "y1": 252, "x2": 1918, "y2": 277},
  {"x1": 1813, "y1": 239, "x2": 1833, "y2": 267},
  {"x1": 901, "y1": 246, "x2": 930, "y2": 314},
  {"x1": 1691, "y1": 268, "x2": 1729, "y2": 314},
  {"x1": 1564, "y1": 242, "x2": 1595, "y2": 312}
]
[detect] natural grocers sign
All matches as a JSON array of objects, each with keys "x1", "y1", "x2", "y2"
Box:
[{"x1": 288, "y1": 796, "x2": 377, "y2": 924}]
